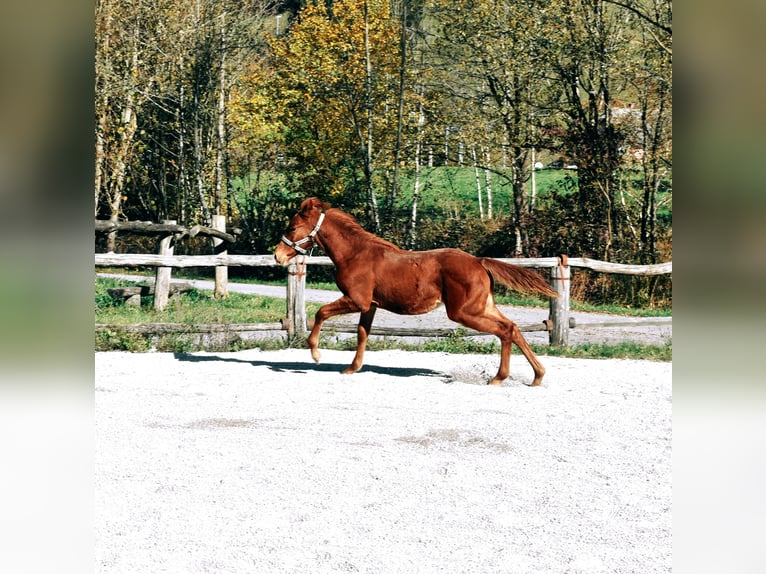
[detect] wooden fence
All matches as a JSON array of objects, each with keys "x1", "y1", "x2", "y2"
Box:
[
  {"x1": 95, "y1": 221, "x2": 671, "y2": 347},
  {"x1": 96, "y1": 217, "x2": 239, "y2": 308}
]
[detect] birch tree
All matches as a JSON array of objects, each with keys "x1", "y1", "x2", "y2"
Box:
[
  {"x1": 630, "y1": 0, "x2": 672, "y2": 264},
  {"x1": 95, "y1": 0, "x2": 273, "y2": 228},
  {"x1": 95, "y1": 0, "x2": 148, "y2": 250},
  {"x1": 540, "y1": 0, "x2": 638, "y2": 259},
  {"x1": 429, "y1": 0, "x2": 549, "y2": 253},
  {"x1": 266, "y1": 0, "x2": 400, "y2": 227}
]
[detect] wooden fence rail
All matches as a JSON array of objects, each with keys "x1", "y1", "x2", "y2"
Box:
[
  {"x1": 95, "y1": 219, "x2": 239, "y2": 243},
  {"x1": 95, "y1": 251, "x2": 671, "y2": 347}
]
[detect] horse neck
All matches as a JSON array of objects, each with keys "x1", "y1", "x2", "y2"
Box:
[{"x1": 316, "y1": 211, "x2": 382, "y2": 264}]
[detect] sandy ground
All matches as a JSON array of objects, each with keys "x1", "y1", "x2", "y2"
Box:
[{"x1": 95, "y1": 348, "x2": 672, "y2": 573}]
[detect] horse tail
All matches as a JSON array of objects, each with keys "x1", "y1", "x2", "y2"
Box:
[{"x1": 479, "y1": 258, "x2": 558, "y2": 298}]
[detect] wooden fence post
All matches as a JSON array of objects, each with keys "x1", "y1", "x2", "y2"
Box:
[
  {"x1": 212, "y1": 214, "x2": 228, "y2": 299},
  {"x1": 286, "y1": 256, "x2": 307, "y2": 337},
  {"x1": 153, "y1": 220, "x2": 176, "y2": 311},
  {"x1": 549, "y1": 254, "x2": 571, "y2": 347}
]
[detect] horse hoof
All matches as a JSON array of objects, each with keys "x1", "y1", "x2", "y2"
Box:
[
  {"x1": 487, "y1": 378, "x2": 503, "y2": 386},
  {"x1": 311, "y1": 350, "x2": 321, "y2": 364}
]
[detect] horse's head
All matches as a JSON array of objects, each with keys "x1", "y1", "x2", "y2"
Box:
[{"x1": 274, "y1": 197, "x2": 328, "y2": 266}]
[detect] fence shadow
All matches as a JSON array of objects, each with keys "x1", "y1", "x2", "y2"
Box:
[{"x1": 173, "y1": 351, "x2": 449, "y2": 381}]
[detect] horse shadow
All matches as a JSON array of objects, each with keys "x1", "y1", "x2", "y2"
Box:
[{"x1": 173, "y1": 351, "x2": 450, "y2": 381}]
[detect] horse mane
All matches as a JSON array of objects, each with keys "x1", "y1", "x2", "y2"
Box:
[{"x1": 326, "y1": 208, "x2": 401, "y2": 251}]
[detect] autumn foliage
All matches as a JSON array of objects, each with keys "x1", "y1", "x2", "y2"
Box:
[{"x1": 95, "y1": 0, "x2": 672, "y2": 307}]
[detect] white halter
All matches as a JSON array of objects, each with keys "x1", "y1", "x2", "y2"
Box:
[{"x1": 280, "y1": 212, "x2": 325, "y2": 255}]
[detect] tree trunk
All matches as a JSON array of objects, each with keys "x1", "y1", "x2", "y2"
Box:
[
  {"x1": 511, "y1": 146, "x2": 529, "y2": 254},
  {"x1": 105, "y1": 15, "x2": 145, "y2": 252},
  {"x1": 106, "y1": 96, "x2": 137, "y2": 252},
  {"x1": 94, "y1": 108, "x2": 106, "y2": 218},
  {"x1": 94, "y1": 3, "x2": 113, "y2": 219},
  {"x1": 363, "y1": 0, "x2": 380, "y2": 233},
  {"x1": 214, "y1": 12, "x2": 227, "y2": 216},
  {"x1": 483, "y1": 147, "x2": 493, "y2": 219},
  {"x1": 408, "y1": 100, "x2": 425, "y2": 248},
  {"x1": 640, "y1": 84, "x2": 669, "y2": 265},
  {"x1": 177, "y1": 78, "x2": 187, "y2": 225},
  {"x1": 193, "y1": 97, "x2": 211, "y2": 226},
  {"x1": 390, "y1": 1, "x2": 407, "y2": 219},
  {"x1": 529, "y1": 147, "x2": 537, "y2": 212},
  {"x1": 471, "y1": 146, "x2": 484, "y2": 219}
]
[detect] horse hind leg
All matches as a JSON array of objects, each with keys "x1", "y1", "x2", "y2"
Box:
[
  {"x1": 446, "y1": 306, "x2": 512, "y2": 384},
  {"x1": 491, "y1": 336, "x2": 513, "y2": 385},
  {"x1": 448, "y1": 300, "x2": 544, "y2": 386},
  {"x1": 509, "y1": 325, "x2": 546, "y2": 386},
  {"x1": 342, "y1": 305, "x2": 377, "y2": 375},
  {"x1": 491, "y1": 322, "x2": 545, "y2": 386}
]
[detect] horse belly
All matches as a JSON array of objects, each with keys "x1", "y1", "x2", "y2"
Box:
[
  {"x1": 375, "y1": 294, "x2": 443, "y2": 315},
  {"x1": 373, "y1": 258, "x2": 443, "y2": 315}
]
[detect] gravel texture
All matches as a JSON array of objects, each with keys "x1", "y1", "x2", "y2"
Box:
[{"x1": 95, "y1": 348, "x2": 671, "y2": 573}]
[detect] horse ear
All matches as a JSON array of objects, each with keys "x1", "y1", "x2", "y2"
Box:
[{"x1": 300, "y1": 197, "x2": 328, "y2": 215}]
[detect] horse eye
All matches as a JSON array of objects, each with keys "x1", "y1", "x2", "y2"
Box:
[{"x1": 287, "y1": 226, "x2": 295, "y2": 233}]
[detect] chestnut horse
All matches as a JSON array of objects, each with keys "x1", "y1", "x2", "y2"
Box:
[{"x1": 274, "y1": 197, "x2": 557, "y2": 385}]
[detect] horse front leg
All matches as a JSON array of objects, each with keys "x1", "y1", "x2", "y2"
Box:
[
  {"x1": 307, "y1": 296, "x2": 360, "y2": 364},
  {"x1": 343, "y1": 305, "x2": 377, "y2": 374}
]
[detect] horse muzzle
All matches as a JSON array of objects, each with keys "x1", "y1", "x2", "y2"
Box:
[{"x1": 274, "y1": 244, "x2": 292, "y2": 266}]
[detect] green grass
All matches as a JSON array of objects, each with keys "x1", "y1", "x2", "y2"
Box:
[
  {"x1": 395, "y1": 166, "x2": 514, "y2": 218},
  {"x1": 395, "y1": 166, "x2": 580, "y2": 218},
  {"x1": 396, "y1": 165, "x2": 670, "y2": 228},
  {"x1": 95, "y1": 276, "x2": 321, "y2": 325},
  {"x1": 95, "y1": 276, "x2": 671, "y2": 360},
  {"x1": 533, "y1": 340, "x2": 671, "y2": 361}
]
